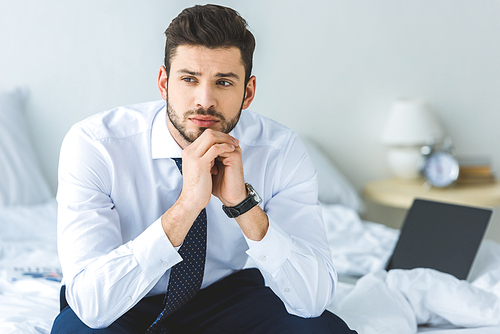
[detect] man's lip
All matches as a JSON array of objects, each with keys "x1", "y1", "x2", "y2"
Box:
[
  {"x1": 189, "y1": 116, "x2": 220, "y2": 127},
  {"x1": 190, "y1": 115, "x2": 219, "y2": 121}
]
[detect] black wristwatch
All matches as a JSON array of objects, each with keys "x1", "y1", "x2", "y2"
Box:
[{"x1": 222, "y1": 183, "x2": 262, "y2": 218}]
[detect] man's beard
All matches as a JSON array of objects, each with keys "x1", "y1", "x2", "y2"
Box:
[{"x1": 166, "y1": 94, "x2": 243, "y2": 144}]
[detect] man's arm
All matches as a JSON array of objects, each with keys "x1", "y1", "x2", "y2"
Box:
[
  {"x1": 241, "y1": 133, "x2": 337, "y2": 317},
  {"x1": 57, "y1": 125, "x2": 183, "y2": 329},
  {"x1": 187, "y1": 128, "x2": 336, "y2": 317}
]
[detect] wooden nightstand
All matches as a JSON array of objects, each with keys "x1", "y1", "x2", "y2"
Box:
[
  {"x1": 364, "y1": 177, "x2": 500, "y2": 209},
  {"x1": 363, "y1": 177, "x2": 500, "y2": 243}
]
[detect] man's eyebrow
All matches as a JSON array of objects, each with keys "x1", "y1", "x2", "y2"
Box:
[
  {"x1": 176, "y1": 69, "x2": 240, "y2": 81},
  {"x1": 177, "y1": 69, "x2": 201, "y2": 76},
  {"x1": 215, "y1": 72, "x2": 240, "y2": 80}
]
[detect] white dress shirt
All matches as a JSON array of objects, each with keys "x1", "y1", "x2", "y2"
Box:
[{"x1": 57, "y1": 100, "x2": 337, "y2": 329}]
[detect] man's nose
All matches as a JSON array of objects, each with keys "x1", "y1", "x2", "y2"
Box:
[{"x1": 195, "y1": 83, "x2": 217, "y2": 110}]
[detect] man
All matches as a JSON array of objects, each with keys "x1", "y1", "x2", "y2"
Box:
[{"x1": 51, "y1": 4, "x2": 356, "y2": 333}]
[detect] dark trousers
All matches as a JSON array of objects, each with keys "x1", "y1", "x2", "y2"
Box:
[{"x1": 51, "y1": 268, "x2": 356, "y2": 334}]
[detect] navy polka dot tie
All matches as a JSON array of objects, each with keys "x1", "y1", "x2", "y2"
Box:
[{"x1": 146, "y1": 158, "x2": 207, "y2": 333}]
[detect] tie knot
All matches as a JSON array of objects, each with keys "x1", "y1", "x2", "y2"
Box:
[{"x1": 172, "y1": 158, "x2": 182, "y2": 174}]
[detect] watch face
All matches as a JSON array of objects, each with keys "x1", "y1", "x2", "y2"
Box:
[
  {"x1": 246, "y1": 183, "x2": 263, "y2": 204},
  {"x1": 423, "y1": 151, "x2": 459, "y2": 187}
]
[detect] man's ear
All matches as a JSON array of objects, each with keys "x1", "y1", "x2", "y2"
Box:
[
  {"x1": 242, "y1": 75, "x2": 256, "y2": 110},
  {"x1": 158, "y1": 66, "x2": 168, "y2": 101}
]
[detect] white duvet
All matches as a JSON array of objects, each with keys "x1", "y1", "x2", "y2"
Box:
[
  {"x1": 0, "y1": 199, "x2": 60, "y2": 334},
  {"x1": 323, "y1": 204, "x2": 500, "y2": 334},
  {"x1": 1, "y1": 200, "x2": 500, "y2": 334}
]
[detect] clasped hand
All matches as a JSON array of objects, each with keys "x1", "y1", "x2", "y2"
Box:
[{"x1": 178, "y1": 129, "x2": 247, "y2": 213}]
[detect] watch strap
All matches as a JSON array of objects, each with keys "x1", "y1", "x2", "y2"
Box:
[{"x1": 222, "y1": 183, "x2": 262, "y2": 218}]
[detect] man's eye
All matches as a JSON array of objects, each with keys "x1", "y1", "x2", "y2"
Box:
[
  {"x1": 182, "y1": 77, "x2": 196, "y2": 83},
  {"x1": 217, "y1": 80, "x2": 232, "y2": 87}
]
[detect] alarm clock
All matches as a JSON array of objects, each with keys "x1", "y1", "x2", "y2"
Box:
[{"x1": 421, "y1": 140, "x2": 459, "y2": 188}]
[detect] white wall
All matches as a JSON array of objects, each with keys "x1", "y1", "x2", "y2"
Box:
[{"x1": 1, "y1": 0, "x2": 499, "y2": 198}]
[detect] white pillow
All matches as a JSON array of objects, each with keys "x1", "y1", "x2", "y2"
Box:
[
  {"x1": 302, "y1": 137, "x2": 365, "y2": 213},
  {"x1": 0, "y1": 88, "x2": 52, "y2": 205}
]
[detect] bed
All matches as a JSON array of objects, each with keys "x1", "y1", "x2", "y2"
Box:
[{"x1": 1, "y1": 88, "x2": 499, "y2": 333}]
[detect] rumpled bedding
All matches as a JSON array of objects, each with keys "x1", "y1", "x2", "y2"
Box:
[
  {"x1": 0, "y1": 199, "x2": 60, "y2": 334},
  {"x1": 1, "y1": 200, "x2": 500, "y2": 333},
  {"x1": 323, "y1": 203, "x2": 500, "y2": 334}
]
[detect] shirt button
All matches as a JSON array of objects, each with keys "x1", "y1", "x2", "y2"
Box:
[
  {"x1": 284, "y1": 287, "x2": 290, "y2": 293},
  {"x1": 126, "y1": 296, "x2": 132, "y2": 303},
  {"x1": 259, "y1": 255, "x2": 267, "y2": 262},
  {"x1": 161, "y1": 261, "x2": 168, "y2": 267}
]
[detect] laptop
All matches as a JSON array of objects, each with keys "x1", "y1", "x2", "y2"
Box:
[{"x1": 385, "y1": 198, "x2": 493, "y2": 280}]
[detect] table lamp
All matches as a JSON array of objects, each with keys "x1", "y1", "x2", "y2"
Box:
[{"x1": 381, "y1": 98, "x2": 443, "y2": 179}]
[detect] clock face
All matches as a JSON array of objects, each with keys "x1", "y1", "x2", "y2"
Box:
[{"x1": 423, "y1": 152, "x2": 459, "y2": 188}]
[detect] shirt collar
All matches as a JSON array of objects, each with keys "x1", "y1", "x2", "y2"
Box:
[{"x1": 151, "y1": 106, "x2": 183, "y2": 159}]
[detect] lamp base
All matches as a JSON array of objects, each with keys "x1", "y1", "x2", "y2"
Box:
[{"x1": 386, "y1": 146, "x2": 423, "y2": 179}]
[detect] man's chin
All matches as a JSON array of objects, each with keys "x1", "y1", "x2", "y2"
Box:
[
  {"x1": 180, "y1": 123, "x2": 230, "y2": 143},
  {"x1": 182, "y1": 128, "x2": 207, "y2": 143},
  {"x1": 189, "y1": 126, "x2": 221, "y2": 137}
]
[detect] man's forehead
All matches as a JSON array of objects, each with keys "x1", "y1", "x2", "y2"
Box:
[{"x1": 170, "y1": 45, "x2": 245, "y2": 77}]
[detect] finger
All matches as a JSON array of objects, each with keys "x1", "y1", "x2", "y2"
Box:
[
  {"x1": 202, "y1": 143, "x2": 237, "y2": 164},
  {"x1": 211, "y1": 160, "x2": 222, "y2": 175},
  {"x1": 183, "y1": 142, "x2": 236, "y2": 176},
  {"x1": 190, "y1": 130, "x2": 238, "y2": 158},
  {"x1": 215, "y1": 146, "x2": 242, "y2": 161}
]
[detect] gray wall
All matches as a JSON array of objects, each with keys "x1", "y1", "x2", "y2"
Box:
[{"x1": 2, "y1": 1, "x2": 499, "y2": 236}]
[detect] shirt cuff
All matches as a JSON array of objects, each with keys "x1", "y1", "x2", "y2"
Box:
[
  {"x1": 245, "y1": 218, "x2": 293, "y2": 275},
  {"x1": 131, "y1": 217, "x2": 183, "y2": 277}
]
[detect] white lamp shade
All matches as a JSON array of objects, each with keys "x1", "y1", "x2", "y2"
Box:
[{"x1": 381, "y1": 98, "x2": 443, "y2": 146}]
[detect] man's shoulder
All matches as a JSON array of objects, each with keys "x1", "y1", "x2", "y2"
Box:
[
  {"x1": 235, "y1": 110, "x2": 297, "y2": 149},
  {"x1": 72, "y1": 100, "x2": 164, "y2": 141}
]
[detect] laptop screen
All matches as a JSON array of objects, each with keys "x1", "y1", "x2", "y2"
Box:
[{"x1": 386, "y1": 199, "x2": 493, "y2": 280}]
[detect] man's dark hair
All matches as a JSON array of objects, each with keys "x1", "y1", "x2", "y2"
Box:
[{"x1": 164, "y1": 4, "x2": 255, "y2": 83}]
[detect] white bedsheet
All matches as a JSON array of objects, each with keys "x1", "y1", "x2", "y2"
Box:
[
  {"x1": 0, "y1": 199, "x2": 60, "y2": 334},
  {"x1": 2, "y1": 200, "x2": 500, "y2": 334},
  {"x1": 323, "y1": 203, "x2": 500, "y2": 334}
]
